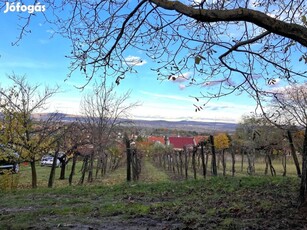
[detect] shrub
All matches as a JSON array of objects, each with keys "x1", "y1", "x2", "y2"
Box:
[{"x1": 0, "y1": 171, "x2": 19, "y2": 191}]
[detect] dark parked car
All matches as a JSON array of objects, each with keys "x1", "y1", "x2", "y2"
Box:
[{"x1": 0, "y1": 146, "x2": 20, "y2": 174}]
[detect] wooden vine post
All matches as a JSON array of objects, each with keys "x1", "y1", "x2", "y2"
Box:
[
  {"x1": 200, "y1": 141, "x2": 207, "y2": 178},
  {"x1": 125, "y1": 135, "x2": 132, "y2": 182},
  {"x1": 210, "y1": 135, "x2": 217, "y2": 176}
]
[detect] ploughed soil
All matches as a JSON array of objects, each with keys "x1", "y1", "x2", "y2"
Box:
[{"x1": 1, "y1": 161, "x2": 307, "y2": 229}]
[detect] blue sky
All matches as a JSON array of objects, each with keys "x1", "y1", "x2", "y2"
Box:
[{"x1": 0, "y1": 4, "x2": 260, "y2": 123}]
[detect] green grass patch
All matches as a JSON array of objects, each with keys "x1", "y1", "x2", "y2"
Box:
[
  {"x1": 140, "y1": 159, "x2": 171, "y2": 182},
  {"x1": 0, "y1": 162, "x2": 305, "y2": 229}
]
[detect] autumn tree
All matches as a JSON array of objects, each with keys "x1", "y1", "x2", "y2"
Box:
[
  {"x1": 0, "y1": 75, "x2": 61, "y2": 188},
  {"x1": 215, "y1": 133, "x2": 230, "y2": 176}
]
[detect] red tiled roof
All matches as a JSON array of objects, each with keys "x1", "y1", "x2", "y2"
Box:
[
  {"x1": 194, "y1": 136, "x2": 209, "y2": 145},
  {"x1": 148, "y1": 136, "x2": 165, "y2": 145},
  {"x1": 169, "y1": 137, "x2": 196, "y2": 149}
]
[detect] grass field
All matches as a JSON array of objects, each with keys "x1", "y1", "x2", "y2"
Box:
[
  {"x1": 1, "y1": 154, "x2": 300, "y2": 189},
  {"x1": 0, "y1": 157, "x2": 306, "y2": 229}
]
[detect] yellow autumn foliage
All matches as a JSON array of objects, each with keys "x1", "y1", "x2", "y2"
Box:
[{"x1": 214, "y1": 133, "x2": 230, "y2": 150}]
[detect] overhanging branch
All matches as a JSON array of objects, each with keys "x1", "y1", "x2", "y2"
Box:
[
  {"x1": 219, "y1": 31, "x2": 271, "y2": 59},
  {"x1": 149, "y1": 0, "x2": 307, "y2": 47}
]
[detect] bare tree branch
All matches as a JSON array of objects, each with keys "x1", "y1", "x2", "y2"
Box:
[{"x1": 149, "y1": 0, "x2": 307, "y2": 47}]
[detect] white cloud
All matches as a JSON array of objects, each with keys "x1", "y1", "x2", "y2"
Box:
[
  {"x1": 168, "y1": 72, "x2": 191, "y2": 82},
  {"x1": 168, "y1": 72, "x2": 191, "y2": 90},
  {"x1": 125, "y1": 55, "x2": 147, "y2": 66},
  {"x1": 135, "y1": 92, "x2": 256, "y2": 122},
  {"x1": 45, "y1": 97, "x2": 81, "y2": 115},
  {"x1": 130, "y1": 101, "x2": 253, "y2": 123}
]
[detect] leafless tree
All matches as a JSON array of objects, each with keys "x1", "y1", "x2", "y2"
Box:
[
  {"x1": 267, "y1": 84, "x2": 307, "y2": 127},
  {"x1": 0, "y1": 74, "x2": 61, "y2": 188},
  {"x1": 264, "y1": 84, "x2": 307, "y2": 205},
  {"x1": 79, "y1": 78, "x2": 138, "y2": 182},
  {"x1": 51, "y1": 122, "x2": 87, "y2": 181},
  {"x1": 234, "y1": 114, "x2": 286, "y2": 175}
]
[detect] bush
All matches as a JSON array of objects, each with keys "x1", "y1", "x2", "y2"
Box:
[{"x1": 0, "y1": 171, "x2": 19, "y2": 191}]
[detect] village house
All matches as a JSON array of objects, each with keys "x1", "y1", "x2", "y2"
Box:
[{"x1": 148, "y1": 136, "x2": 197, "y2": 151}]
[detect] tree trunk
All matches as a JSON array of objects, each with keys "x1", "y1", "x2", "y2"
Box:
[
  {"x1": 200, "y1": 142, "x2": 206, "y2": 178},
  {"x1": 79, "y1": 156, "x2": 88, "y2": 185},
  {"x1": 217, "y1": 152, "x2": 221, "y2": 169},
  {"x1": 103, "y1": 152, "x2": 108, "y2": 176},
  {"x1": 58, "y1": 150, "x2": 67, "y2": 180},
  {"x1": 287, "y1": 130, "x2": 301, "y2": 177},
  {"x1": 267, "y1": 150, "x2": 276, "y2": 176},
  {"x1": 210, "y1": 135, "x2": 217, "y2": 176},
  {"x1": 95, "y1": 156, "x2": 101, "y2": 179},
  {"x1": 299, "y1": 126, "x2": 307, "y2": 205},
  {"x1": 48, "y1": 150, "x2": 59, "y2": 188},
  {"x1": 176, "y1": 152, "x2": 180, "y2": 174},
  {"x1": 87, "y1": 152, "x2": 94, "y2": 183},
  {"x1": 173, "y1": 152, "x2": 178, "y2": 174},
  {"x1": 184, "y1": 148, "x2": 188, "y2": 180},
  {"x1": 132, "y1": 149, "x2": 141, "y2": 181},
  {"x1": 205, "y1": 148, "x2": 209, "y2": 176},
  {"x1": 172, "y1": 153, "x2": 176, "y2": 173},
  {"x1": 30, "y1": 158, "x2": 37, "y2": 189},
  {"x1": 168, "y1": 153, "x2": 171, "y2": 171},
  {"x1": 241, "y1": 149, "x2": 244, "y2": 172},
  {"x1": 222, "y1": 149, "x2": 226, "y2": 176},
  {"x1": 282, "y1": 153, "x2": 287, "y2": 177},
  {"x1": 247, "y1": 150, "x2": 255, "y2": 175},
  {"x1": 231, "y1": 148, "x2": 236, "y2": 176},
  {"x1": 126, "y1": 138, "x2": 132, "y2": 182},
  {"x1": 69, "y1": 153, "x2": 78, "y2": 186},
  {"x1": 132, "y1": 149, "x2": 138, "y2": 181},
  {"x1": 192, "y1": 147, "x2": 197, "y2": 180},
  {"x1": 100, "y1": 155, "x2": 105, "y2": 177},
  {"x1": 59, "y1": 156, "x2": 66, "y2": 180},
  {"x1": 264, "y1": 154, "x2": 269, "y2": 175},
  {"x1": 179, "y1": 151, "x2": 183, "y2": 176}
]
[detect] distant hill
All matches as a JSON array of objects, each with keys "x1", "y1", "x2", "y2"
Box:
[
  {"x1": 4, "y1": 113, "x2": 237, "y2": 133},
  {"x1": 126, "y1": 119, "x2": 237, "y2": 133}
]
